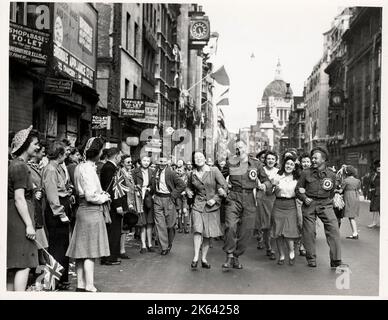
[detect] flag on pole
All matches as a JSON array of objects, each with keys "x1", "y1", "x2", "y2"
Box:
[
  {"x1": 43, "y1": 253, "x2": 64, "y2": 290},
  {"x1": 113, "y1": 171, "x2": 130, "y2": 199},
  {"x1": 216, "y1": 87, "x2": 230, "y2": 106},
  {"x1": 210, "y1": 65, "x2": 230, "y2": 86}
]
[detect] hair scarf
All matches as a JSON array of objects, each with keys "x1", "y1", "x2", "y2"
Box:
[{"x1": 83, "y1": 137, "x2": 96, "y2": 160}]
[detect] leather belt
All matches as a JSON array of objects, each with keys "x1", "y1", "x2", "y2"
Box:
[{"x1": 155, "y1": 192, "x2": 171, "y2": 198}]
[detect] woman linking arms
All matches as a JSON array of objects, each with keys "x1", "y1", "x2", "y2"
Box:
[{"x1": 187, "y1": 152, "x2": 228, "y2": 269}]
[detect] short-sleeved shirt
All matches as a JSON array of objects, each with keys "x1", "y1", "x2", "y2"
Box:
[{"x1": 8, "y1": 158, "x2": 34, "y2": 200}]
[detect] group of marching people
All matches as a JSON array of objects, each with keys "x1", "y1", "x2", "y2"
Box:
[{"x1": 7, "y1": 126, "x2": 380, "y2": 292}]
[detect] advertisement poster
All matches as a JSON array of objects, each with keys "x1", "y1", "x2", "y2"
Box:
[
  {"x1": 133, "y1": 102, "x2": 159, "y2": 124},
  {"x1": 9, "y1": 22, "x2": 50, "y2": 66},
  {"x1": 121, "y1": 99, "x2": 145, "y2": 118}
]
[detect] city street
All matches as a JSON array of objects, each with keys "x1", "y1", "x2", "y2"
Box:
[{"x1": 72, "y1": 200, "x2": 379, "y2": 296}]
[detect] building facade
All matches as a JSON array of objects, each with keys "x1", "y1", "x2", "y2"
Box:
[
  {"x1": 341, "y1": 7, "x2": 381, "y2": 176},
  {"x1": 286, "y1": 96, "x2": 306, "y2": 153},
  {"x1": 9, "y1": 2, "x2": 99, "y2": 147}
]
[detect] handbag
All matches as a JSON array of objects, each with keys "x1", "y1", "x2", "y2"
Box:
[
  {"x1": 123, "y1": 208, "x2": 139, "y2": 229},
  {"x1": 102, "y1": 201, "x2": 112, "y2": 224}
]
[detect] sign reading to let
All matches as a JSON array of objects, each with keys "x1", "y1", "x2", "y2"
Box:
[
  {"x1": 9, "y1": 22, "x2": 50, "y2": 66},
  {"x1": 44, "y1": 77, "x2": 73, "y2": 96},
  {"x1": 91, "y1": 115, "x2": 108, "y2": 130},
  {"x1": 121, "y1": 99, "x2": 145, "y2": 118},
  {"x1": 133, "y1": 102, "x2": 159, "y2": 124}
]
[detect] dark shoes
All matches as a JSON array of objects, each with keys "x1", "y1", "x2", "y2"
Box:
[
  {"x1": 266, "y1": 250, "x2": 276, "y2": 260},
  {"x1": 232, "y1": 257, "x2": 243, "y2": 269},
  {"x1": 140, "y1": 248, "x2": 147, "y2": 254},
  {"x1": 277, "y1": 259, "x2": 285, "y2": 265},
  {"x1": 346, "y1": 235, "x2": 359, "y2": 240},
  {"x1": 167, "y1": 244, "x2": 172, "y2": 253},
  {"x1": 103, "y1": 260, "x2": 121, "y2": 265},
  {"x1": 201, "y1": 261, "x2": 211, "y2": 269},
  {"x1": 76, "y1": 288, "x2": 86, "y2": 292},
  {"x1": 330, "y1": 260, "x2": 345, "y2": 268},
  {"x1": 307, "y1": 260, "x2": 317, "y2": 268},
  {"x1": 119, "y1": 253, "x2": 130, "y2": 259},
  {"x1": 222, "y1": 256, "x2": 234, "y2": 270},
  {"x1": 147, "y1": 246, "x2": 155, "y2": 253},
  {"x1": 191, "y1": 261, "x2": 198, "y2": 269},
  {"x1": 299, "y1": 249, "x2": 306, "y2": 256}
]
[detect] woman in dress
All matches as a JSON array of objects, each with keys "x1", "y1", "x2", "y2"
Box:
[
  {"x1": 120, "y1": 154, "x2": 139, "y2": 255},
  {"x1": 7, "y1": 126, "x2": 39, "y2": 291},
  {"x1": 368, "y1": 160, "x2": 380, "y2": 228},
  {"x1": 257, "y1": 151, "x2": 279, "y2": 259},
  {"x1": 66, "y1": 137, "x2": 111, "y2": 292},
  {"x1": 187, "y1": 152, "x2": 228, "y2": 269},
  {"x1": 339, "y1": 165, "x2": 361, "y2": 239},
  {"x1": 271, "y1": 156, "x2": 301, "y2": 265},
  {"x1": 133, "y1": 155, "x2": 156, "y2": 253}
]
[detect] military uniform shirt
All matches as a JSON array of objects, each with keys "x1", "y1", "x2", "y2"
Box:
[
  {"x1": 227, "y1": 157, "x2": 271, "y2": 190},
  {"x1": 296, "y1": 167, "x2": 337, "y2": 201}
]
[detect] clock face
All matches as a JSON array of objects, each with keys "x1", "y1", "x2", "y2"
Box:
[
  {"x1": 332, "y1": 95, "x2": 341, "y2": 105},
  {"x1": 191, "y1": 21, "x2": 209, "y2": 40},
  {"x1": 54, "y1": 16, "x2": 63, "y2": 46}
]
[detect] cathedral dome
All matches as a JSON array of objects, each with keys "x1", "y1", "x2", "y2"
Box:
[{"x1": 262, "y1": 79, "x2": 293, "y2": 100}]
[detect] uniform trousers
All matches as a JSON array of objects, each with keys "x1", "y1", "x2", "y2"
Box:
[
  {"x1": 302, "y1": 198, "x2": 341, "y2": 263},
  {"x1": 154, "y1": 195, "x2": 177, "y2": 251},
  {"x1": 223, "y1": 190, "x2": 257, "y2": 257}
]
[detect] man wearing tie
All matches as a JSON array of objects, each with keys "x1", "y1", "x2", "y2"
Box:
[{"x1": 152, "y1": 157, "x2": 185, "y2": 255}]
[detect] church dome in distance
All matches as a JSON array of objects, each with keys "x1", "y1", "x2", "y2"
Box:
[{"x1": 262, "y1": 79, "x2": 293, "y2": 100}]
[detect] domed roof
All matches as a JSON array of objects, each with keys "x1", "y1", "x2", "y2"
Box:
[{"x1": 262, "y1": 79, "x2": 293, "y2": 100}]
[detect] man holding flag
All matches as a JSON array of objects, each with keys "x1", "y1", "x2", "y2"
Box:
[{"x1": 100, "y1": 148, "x2": 126, "y2": 265}]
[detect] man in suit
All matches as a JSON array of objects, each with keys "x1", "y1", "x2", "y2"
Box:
[
  {"x1": 153, "y1": 157, "x2": 185, "y2": 255},
  {"x1": 100, "y1": 147, "x2": 126, "y2": 265}
]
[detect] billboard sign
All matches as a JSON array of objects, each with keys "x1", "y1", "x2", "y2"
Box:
[
  {"x1": 133, "y1": 102, "x2": 159, "y2": 124},
  {"x1": 121, "y1": 99, "x2": 145, "y2": 118}
]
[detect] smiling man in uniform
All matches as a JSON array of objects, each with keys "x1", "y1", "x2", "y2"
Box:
[{"x1": 296, "y1": 146, "x2": 346, "y2": 269}]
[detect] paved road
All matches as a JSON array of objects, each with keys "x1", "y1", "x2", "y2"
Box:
[{"x1": 71, "y1": 200, "x2": 379, "y2": 296}]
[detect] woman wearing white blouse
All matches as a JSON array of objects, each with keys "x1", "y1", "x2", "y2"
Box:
[
  {"x1": 271, "y1": 156, "x2": 302, "y2": 266},
  {"x1": 66, "y1": 138, "x2": 111, "y2": 292}
]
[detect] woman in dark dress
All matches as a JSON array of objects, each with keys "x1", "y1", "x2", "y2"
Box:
[
  {"x1": 7, "y1": 126, "x2": 40, "y2": 291},
  {"x1": 368, "y1": 160, "x2": 380, "y2": 228}
]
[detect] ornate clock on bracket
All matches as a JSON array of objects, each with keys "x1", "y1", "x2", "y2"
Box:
[{"x1": 189, "y1": 18, "x2": 210, "y2": 49}]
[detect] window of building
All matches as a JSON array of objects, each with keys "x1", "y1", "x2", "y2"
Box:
[
  {"x1": 154, "y1": 9, "x2": 157, "y2": 33},
  {"x1": 126, "y1": 13, "x2": 131, "y2": 51},
  {"x1": 134, "y1": 22, "x2": 139, "y2": 58},
  {"x1": 125, "y1": 79, "x2": 130, "y2": 98},
  {"x1": 133, "y1": 84, "x2": 137, "y2": 99}
]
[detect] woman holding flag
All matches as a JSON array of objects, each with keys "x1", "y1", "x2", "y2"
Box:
[{"x1": 66, "y1": 137, "x2": 111, "y2": 292}]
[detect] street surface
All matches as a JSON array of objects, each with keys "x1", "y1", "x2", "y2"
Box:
[{"x1": 70, "y1": 200, "x2": 379, "y2": 296}]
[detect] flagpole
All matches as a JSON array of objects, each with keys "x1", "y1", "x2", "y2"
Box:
[{"x1": 186, "y1": 73, "x2": 210, "y2": 92}]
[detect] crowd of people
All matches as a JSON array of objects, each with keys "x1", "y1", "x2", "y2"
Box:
[{"x1": 7, "y1": 126, "x2": 380, "y2": 292}]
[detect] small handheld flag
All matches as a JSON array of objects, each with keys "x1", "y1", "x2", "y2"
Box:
[
  {"x1": 43, "y1": 253, "x2": 64, "y2": 290},
  {"x1": 113, "y1": 172, "x2": 130, "y2": 199}
]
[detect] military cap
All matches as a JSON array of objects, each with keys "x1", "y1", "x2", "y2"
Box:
[{"x1": 310, "y1": 146, "x2": 329, "y2": 161}]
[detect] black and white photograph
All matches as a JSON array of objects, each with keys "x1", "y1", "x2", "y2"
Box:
[{"x1": 2, "y1": 0, "x2": 386, "y2": 300}]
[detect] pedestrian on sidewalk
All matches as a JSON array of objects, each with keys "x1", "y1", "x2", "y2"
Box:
[
  {"x1": 42, "y1": 141, "x2": 74, "y2": 290},
  {"x1": 296, "y1": 147, "x2": 344, "y2": 269},
  {"x1": 222, "y1": 141, "x2": 272, "y2": 270},
  {"x1": 7, "y1": 126, "x2": 39, "y2": 291},
  {"x1": 339, "y1": 165, "x2": 361, "y2": 239},
  {"x1": 152, "y1": 157, "x2": 185, "y2": 255},
  {"x1": 133, "y1": 155, "x2": 156, "y2": 253},
  {"x1": 368, "y1": 160, "x2": 380, "y2": 228},
  {"x1": 66, "y1": 137, "x2": 111, "y2": 292},
  {"x1": 100, "y1": 148, "x2": 126, "y2": 265},
  {"x1": 186, "y1": 152, "x2": 228, "y2": 270},
  {"x1": 271, "y1": 155, "x2": 301, "y2": 266},
  {"x1": 257, "y1": 151, "x2": 279, "y2": 260}
]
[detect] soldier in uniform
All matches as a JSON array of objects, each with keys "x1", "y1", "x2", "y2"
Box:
[
  {"x1": 295, "y1": 147, "x2": 344, "y2": 268},
  {"x1": 222, "y1": 141, "x2": 272, "y2": 270}
]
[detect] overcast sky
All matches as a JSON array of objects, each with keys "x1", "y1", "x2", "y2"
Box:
[{"x1": 201, "y1": 0, "x2": 362, "y2": 133}]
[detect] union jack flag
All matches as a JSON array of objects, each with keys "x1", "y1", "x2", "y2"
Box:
[
  {"x1": 43, "y1": 254, "x2": 64, "y2": 290},
  {"x1": 113, "y1": 171, "x2": 130, "y2": 199}
]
